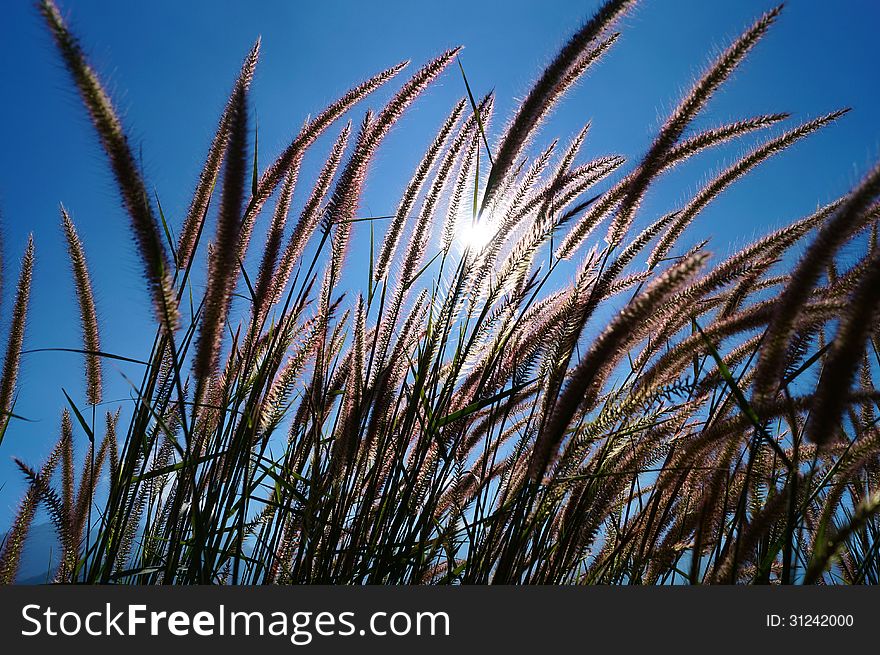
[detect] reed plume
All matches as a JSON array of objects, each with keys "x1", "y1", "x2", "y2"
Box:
[
  {"x1": 753, "y1": 161, "x2": 880, "y2": 405},
  {"x1": 648, "y1": 109, "x2": 848, "y2": 268},
  {"x1": 440, "y1": 94, "x2": 495, "y2": 250},
  {"x1": 482, "y1": 0, "x2": 634, "y2": 210},
  {"x1": 177, "y1": 39, "x2": 261, "y2": 269},
  {"x1": 234, "y1": 63, "x2": 410, "y2": 265},
  {"x1": 38, "y1": 0, "x2": 179, "y2": 328},
  {"x1": 664, "y1": 113, "x2": 789, "y2": 164},
  {"x1": 253, "y1": 62, "x2": 409, "y2": 210},
  {"x1": 323, "y1": 49, "x2": 462, "y2": 284},
  {"x1": 609, "y1": 4, "x2": 783, "y2": 246},
  {"x1": 805, "y1": 488, "x2": 880, "y2": 584},
  {"x1": 193, "y1": 75, "x2": 249, "y2": 382},
  {"x1": 269, "y1": 123, "x2": 351, "y2": 310},
  {"x1": 60, "y1": 207, "x2": 102, "y2": 404},
  {"x1": 401, "y1": 102, "x2": 478, "y2": 285},
  {"x1": 0, "y1": 431, "x2": 65, "y2": 583},
  {"x1": 441, "y1": 129, "x2": 482, "y2": 252},
  {"x1": 10, "y1": 0, "x2": 880, "y2": 587},
  {"x1": 12, "y1": 458, "x2": 74, "y2": 580},
  {"x1": 374, "y1": 99, "x2": 466, "y2": 283},
  {"x1": 531, "y1": 251, "x2": 708, "y2": 481},
  {"x1": 371, "y1": 102, "x2": 482, "y2": 376},
  {"x1": 557, "y1": 113, "x2": 787, "y2": 259},
  {"x1": 0, "y1": 236, "x2": 34, "y2": 441},
  {"x1": 806, "y1": 246, "x2": 880, "y2": 445},
  {"x1": 252, "y1": 165, "x2": 299, "y2": 322}
]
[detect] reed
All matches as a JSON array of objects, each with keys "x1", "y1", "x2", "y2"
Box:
[
  {"x1": 38, "y1": 0, "x2": 179, "y2": 329},
  {"x1": 0, "y1": 236, "x2": 34, "y2": 443},
  {"x1": 60, "y1": 208, "x2": 102, "y2": 404},
  {"x1": 3, "y1": 0, "x2": 879, "y2": 586}
]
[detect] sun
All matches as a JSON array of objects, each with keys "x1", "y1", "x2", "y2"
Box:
[{"x1": 458, "y1": 219, "x2": 496, "y2": 251}]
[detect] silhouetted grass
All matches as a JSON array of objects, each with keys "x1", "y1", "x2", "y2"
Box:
[{"x1": 1, "y1": 0, "x2": 879, "y2": 584}]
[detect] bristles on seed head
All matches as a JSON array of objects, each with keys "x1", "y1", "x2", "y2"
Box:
[
  {"x1": 177, "y1": 39, "x2": 261, "y2": 269},
  {"x1": 609, "y1": 5, "x2": 783, "y2": 246},
  {"x1": 60, "y1": 206, "x2": 102, "y2": 404},
  {"x1": 38, "y1": 0, "x2": 179, "y2": 329},
  {"x1": 0, "y1": 235, "x2": 34, "y2": 435}
]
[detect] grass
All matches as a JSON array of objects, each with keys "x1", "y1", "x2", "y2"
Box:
[{"x1": 1, "y1": 0, "x2": 880, "y2": 584}]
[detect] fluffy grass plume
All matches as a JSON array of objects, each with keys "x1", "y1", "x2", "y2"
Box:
[
  {"x1": 38, "y1": 0, "x2": 179, "y2": 329},
  {"x1": 3, "y1": 0, "x2": 879, "y2": 586},
  {"x1": 60, "y1": 207, "x2": 102, "y2": 404}
]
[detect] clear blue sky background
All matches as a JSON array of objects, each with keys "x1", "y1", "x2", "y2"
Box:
[{"x1": 0, "y1": 0, "x2": 878, "y2": 531}]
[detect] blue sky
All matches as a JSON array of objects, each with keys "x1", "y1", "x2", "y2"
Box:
[{"x1": 0, "y1": 0, "x2": 879, "y2": 529}]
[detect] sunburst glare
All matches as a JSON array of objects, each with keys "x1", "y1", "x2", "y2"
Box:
[{"x1": 458, "y1": 218, "x2": 496, "y2": 251}]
